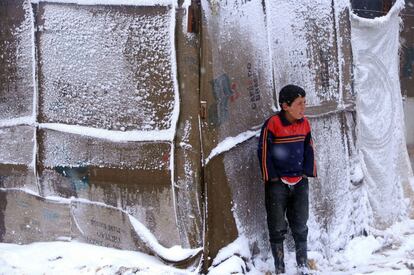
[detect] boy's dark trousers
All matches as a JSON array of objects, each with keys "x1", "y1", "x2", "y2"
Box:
[{"x1": 265, "y1": 178, "x2": 309, "y2": 273}]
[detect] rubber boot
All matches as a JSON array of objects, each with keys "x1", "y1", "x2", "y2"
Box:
[
  {"x1": 295, "y1": 241, "x2": 309, "y2": 275},
  {"x1": 270, "y1": 243, "x2": 285, "y2": 274}
]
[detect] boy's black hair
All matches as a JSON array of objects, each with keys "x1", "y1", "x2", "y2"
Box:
[{"x1": 278, "y1": 85, "x2": 306, "y2": 108}]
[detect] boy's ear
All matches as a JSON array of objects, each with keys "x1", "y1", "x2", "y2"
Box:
[{"x1": 281, "y1": 102, "x2": 289, "y2": 111}]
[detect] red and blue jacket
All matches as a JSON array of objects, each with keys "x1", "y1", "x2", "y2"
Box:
[{"x1": 258, "y1": 111, "x2": 317, "y2": 182}]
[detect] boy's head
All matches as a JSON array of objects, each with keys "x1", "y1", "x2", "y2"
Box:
[{"x1": 278, "y1": 85, "x2": 306, "y2": 121}]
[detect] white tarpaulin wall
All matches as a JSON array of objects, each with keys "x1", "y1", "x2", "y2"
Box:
[{"x1": 351, "y1": 0, "x2": 414, "y2": 229}]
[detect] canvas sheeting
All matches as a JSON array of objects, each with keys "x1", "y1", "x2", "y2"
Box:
[
  {"x1": 400, "y1": 0, "x2": 414, "y2": 98},
  {"x1": 1, "y1": 0, "x2": 413, "y2": 273},
  {"x1": 351, "y1": 0, "x2": 414, "y2": 227}
]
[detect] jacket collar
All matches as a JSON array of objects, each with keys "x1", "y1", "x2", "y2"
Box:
[{"x1": 278, "y1": 110, "x2": 304, "y2": 126}]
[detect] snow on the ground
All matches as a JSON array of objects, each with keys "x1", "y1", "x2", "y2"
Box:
[
  {"x1": 1, "y1": 219, "x2": 414, "y2": 274},
  {"x1": 208, "y1": 219, "x2": 414, "y2": 275},
  {"x1": 322, "y1": 218, "x2": 414, "y2": 275},
  {"x1": 0, "y1": 241, "x2": 193, "y2": 275}
]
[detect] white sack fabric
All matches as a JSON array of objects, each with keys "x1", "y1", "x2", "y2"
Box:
[{"x1": 351, "y1": 0, "x2": 414, "y2": 229}]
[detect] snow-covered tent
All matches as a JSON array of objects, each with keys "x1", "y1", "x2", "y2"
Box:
[
  {"x1": 0, "y1": 0, "x2": 413, "y2": 273},
  {"x1": 1, "y1": 0, "x2": 203, "y2": 268}
]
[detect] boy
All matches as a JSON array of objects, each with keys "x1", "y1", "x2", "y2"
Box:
[{"x1": 258, "y1": 85, "x2": 317, "y2": 274}]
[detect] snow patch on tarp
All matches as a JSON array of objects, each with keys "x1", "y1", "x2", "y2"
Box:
[
  {"x1": 351, "y1": 0, "x2": 414, "y2": 228},
  {"x1": 35, "y1": 3, "x2": 178, "y2": 132},
  {"x1": 39, "y1": 123, "x2": 174, "y2": 142},
  {"x1": 1, "y1": 121, "x2": 176, "y2": 142},
  {"x1": 0, "y1": 116, "x2": 35, "y2": 128},
  {"x1": 0, "y1": 127, "x2": 35, "y2": 166},
  {"x1": 205, "y1": 130, "x2": 259, "y2": 165},
  {"x1": 129, "y1": 215, "x2": 201, "y2": 263},
  {"x1": 31, "y1": 0, "x2": 174, "y2": 6}
]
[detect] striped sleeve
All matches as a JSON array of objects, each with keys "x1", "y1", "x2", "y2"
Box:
[{"x1": 303, "y1": 119, "x2": 317, "y2": 177}]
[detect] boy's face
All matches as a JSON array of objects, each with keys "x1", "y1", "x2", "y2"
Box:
[{"x1": 282, "y1": 96, "x2": 306, "y2": 121}]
